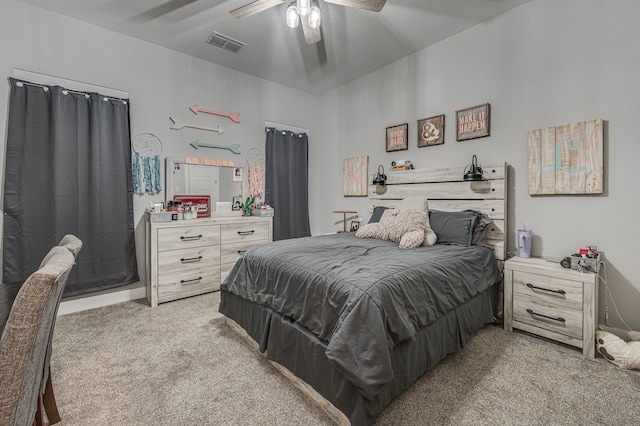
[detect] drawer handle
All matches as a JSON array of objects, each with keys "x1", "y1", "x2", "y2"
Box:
[
  {"x1": 526, "y1": 308, "x2": 566, "y2": 323},
  {"x1": 237, "y1": 230, "x2": 255, "y2": 236},
  {"x1": 180, "y1": 235, "x2": 203, "y2": 241},
  {"x1": 180, "y1": 256, "x2": 203, "y2": 263},
  {"x1": 237, "y1": 250, "x2": 247, "y2": 255},
  {"x1": 526, "y1": 283, "x2": 566, "y2": 295},
  {"x1": 180, "y1": 277, "x2": 202, "y2": 285}
]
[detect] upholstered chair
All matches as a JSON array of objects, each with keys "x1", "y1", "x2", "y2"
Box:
[
  {"x1": 0, "y1": 246, "x2": 76, "y2": 426},
  {"x1": 40, "y1": 235, "x2": 83, "y2": 424}
]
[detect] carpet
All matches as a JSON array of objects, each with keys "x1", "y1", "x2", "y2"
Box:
[{"x1": 51, "y1": 291, "x2": 640, "y2": 425}]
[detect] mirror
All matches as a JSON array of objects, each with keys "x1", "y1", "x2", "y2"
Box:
[{"x1": 165, "y1": 157, "x2": 243, "y2": 209}]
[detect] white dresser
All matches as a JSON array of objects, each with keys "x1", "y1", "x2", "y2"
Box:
[{"x1": 146, "y1": 215, "x2": 272, "y2": 307}]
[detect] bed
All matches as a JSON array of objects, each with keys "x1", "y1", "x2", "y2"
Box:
[{"x1": 219, "y1": 163, "x2": 507, "y2": 425}]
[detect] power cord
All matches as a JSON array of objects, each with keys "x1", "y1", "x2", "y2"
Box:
[{"x1": 597, "y1": 261, "x2": 634, "y2": 331}]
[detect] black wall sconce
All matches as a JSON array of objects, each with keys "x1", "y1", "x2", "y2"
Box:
[
  {"x1": 463, "y1": 155, "x2": 484, "y2": 181},
  {"x1": 373, "y1": 165, "x2": 387, "y2": 194}
]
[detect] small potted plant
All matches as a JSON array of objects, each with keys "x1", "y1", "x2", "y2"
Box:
[{"x1": 241, "y1": 196, "x2": 255, "y2": 216}]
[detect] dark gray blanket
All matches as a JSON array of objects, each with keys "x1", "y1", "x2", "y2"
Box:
[{"x1": 221, "y1": 233, "x2": 499, "y2": 398}]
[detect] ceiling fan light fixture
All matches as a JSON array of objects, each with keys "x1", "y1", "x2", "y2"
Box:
[
  {"x1": 297, "y1": 0, "x2": 311, "y2": 16},
  {"x1": 286, "y1": 3, "x2": 300, "y2": 28},
  {"x1": 308, "y1": 4, "x2": 321, "y2": 29}
]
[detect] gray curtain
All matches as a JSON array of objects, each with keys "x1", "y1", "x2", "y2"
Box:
[
  {"x1": 264, "y1": 127, "x2": 310, "y2": 241},
  {"x1": 3, "y1": 78, "x2": 138, "y2": 296}
]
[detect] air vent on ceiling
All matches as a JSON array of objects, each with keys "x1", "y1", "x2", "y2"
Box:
[{"x1": 206, "y1": 31, "x2": 246, "y2": 54}]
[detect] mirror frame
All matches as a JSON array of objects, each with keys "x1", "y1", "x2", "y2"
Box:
[{"x1": 165, "y1": 157, "x2": 243, "y2": 206}]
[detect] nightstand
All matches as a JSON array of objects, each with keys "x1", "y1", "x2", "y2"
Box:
[{"x1": 503, "y1": 256, "x2": 599, "y2": 357}]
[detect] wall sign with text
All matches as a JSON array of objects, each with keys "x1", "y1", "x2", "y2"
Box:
[
  {"x1": 386, "y1": 123, "x2": 408, "y2": 152},
  {"x1": 456, "y1": 103, "x2": 490, "y2": 141}
]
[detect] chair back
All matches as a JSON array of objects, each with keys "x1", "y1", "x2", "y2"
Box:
[
  {"x1": 40, "y1": 235, "x2": 83, "y2": 387},
  {"x1": 0, "y1": 247, "x2": 75, "y2": 426}
]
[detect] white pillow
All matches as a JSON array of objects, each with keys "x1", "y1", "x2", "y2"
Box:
[{"x1": 395, "y1": 196, "x2": 437, "y2": 246}]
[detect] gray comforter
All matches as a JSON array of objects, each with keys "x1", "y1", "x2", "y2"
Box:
[{"x1": 221, "y1": 233, "x2": 499, "y2": 399}]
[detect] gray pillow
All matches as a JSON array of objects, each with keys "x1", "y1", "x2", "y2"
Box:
[
  {"x1": 368, "y1": 206, "x2": 389, "y2": 224},
  {"x1": 429, "y1": 210, "x2": 479, "y2": 246},
  {"x1": 471, "y1": 212, "x2": 493, "y2": 246}
]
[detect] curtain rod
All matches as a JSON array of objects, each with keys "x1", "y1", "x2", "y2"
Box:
[
  {"x1": 13, "y1": 68, "x2": 129, "y2": 99},
  {"x1": 14, "y1": 80, "x2": 127, "y2": 104},
  {"x1": 265, "y1": 121, "x2": 309, "y2": 135}
]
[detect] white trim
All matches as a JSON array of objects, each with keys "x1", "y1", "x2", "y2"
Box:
[
  {"x1": 58, "y1": 286, "x2": 146, "y2": 316},
  {"x1": 12, "y1": 68, "x2": 129, "y2": 99}
]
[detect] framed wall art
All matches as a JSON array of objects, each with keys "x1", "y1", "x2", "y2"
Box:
[
  {"x1": 417, "y1": 115, "x2": 445, "y2": 147},
  {"x1": 343, "y1": 155, "x2": 369, "y2": 197},
  {"x1": 456, "y1": 103, "x2": 490, "y2": 141},
  {"x1": 527, "y1": 118, "x2": 603, "y2": 195},
  {"x1": 386, "y1": 123, "x2": 408, "y2": 152}
]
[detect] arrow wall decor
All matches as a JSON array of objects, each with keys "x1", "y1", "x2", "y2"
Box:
[
  {"x1": 190, "y1": 140, "x2": 241, "y2": 154},
  {"x1": 189, "y1": 105, "x2": 241, "y2": 123},
  {"x1": 170, "y1": 117, "x2": 225, "y2": 134}
]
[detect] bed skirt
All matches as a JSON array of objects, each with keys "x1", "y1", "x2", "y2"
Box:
[{"x1": 219, "y1": 284, "x2": 498, "y2": 425}]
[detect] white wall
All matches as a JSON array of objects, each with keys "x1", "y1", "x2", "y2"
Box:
[
  {"x1": 319, "y1": 0, "x2": 640, "y2": 331},
  {"x1": 0, "y1": 0, "x2": 320, "y2": 295},
  {"x1": 1, "y1": 0, "x2": 638, "y2": 330}
]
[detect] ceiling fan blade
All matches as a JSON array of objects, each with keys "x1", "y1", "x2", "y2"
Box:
[
  {"x1": 230, "y1": 0, "x2": 287, "y2": 19},
  {"x1": 301, "y1": 14, "x2": 321, "y2": 45},
  {"x1": 323, "y1": 0, "x2": 386, "y2": 12}
]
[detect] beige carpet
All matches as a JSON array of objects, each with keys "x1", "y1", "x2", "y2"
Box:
[{"x1": 50, "y1": 291, "x2": 640, "y2": 425}]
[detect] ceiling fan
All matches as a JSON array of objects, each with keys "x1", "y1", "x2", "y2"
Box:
[{"x1": 230, "y1": 0, "x2": 386, "y2": 44}]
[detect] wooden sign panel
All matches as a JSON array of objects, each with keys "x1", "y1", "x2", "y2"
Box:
[
  {"x1": 528, "y1": 119, "x2": 603, "y2": 195},
  {"x1": 343, "y1": 155, "x2": 369, "y2": 197}
]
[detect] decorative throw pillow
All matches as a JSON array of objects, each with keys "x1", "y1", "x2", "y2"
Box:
[
  {"x1": 429, "y1": 210, "x2": 478, "y2": 246},
  {"x1": 367, "y1": 206, "x2": 389, "y2": 224},
  {"x1": 395, "y1": 196, "x2": 437, "y2": 246},
  {"x1": 356, "y1": 209, "x2": 427, "y2": 248}
]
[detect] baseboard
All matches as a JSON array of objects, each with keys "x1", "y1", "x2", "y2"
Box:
[{"x1": 58, "y1": 286, "x2": 146, "y2": 316}]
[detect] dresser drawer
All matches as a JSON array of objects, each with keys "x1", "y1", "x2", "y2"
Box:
[
  {"x1": 157, "y1": 224, "x2": 220, "y2": 251},
  {"x1": 513, "y1": 271, "x2": 583, "y2": 311},
  {"x1": 513, "y1": 295, "x2": 583, "y2": 339},
  {"x1": 221, "y1": 222, "x2": 270, "y2": 244},
  {"x1": 157, "y1": 265, "x2": 221, "y2": 303},
  {"x1": 221, "y1": 240, "x2": 267, "y2": 266},
  {"x1": 158, "y1": 246, "x2": 220, "y2": 275}
]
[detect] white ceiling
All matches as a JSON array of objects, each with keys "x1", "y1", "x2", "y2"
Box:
[{"x1": 20, "y1": 0, "x2": 529, "y2": 95}]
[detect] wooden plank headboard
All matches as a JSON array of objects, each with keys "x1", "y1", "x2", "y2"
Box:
[{"x1": 368, "y1": 163, "x2": 508, "y2": 261}]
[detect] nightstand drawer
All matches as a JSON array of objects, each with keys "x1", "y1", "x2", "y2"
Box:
[
  {"x1": 513, "y1": 271, "x2": 583, "y2": 311},
  {"x1": 513, "y1": 296, "x2": 583, "y2": 339}
]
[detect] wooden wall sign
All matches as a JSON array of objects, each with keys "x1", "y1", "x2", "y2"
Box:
[
  {"x1": 527, "y1": 119, "x2": 603, "y2": 195},
  {"x1": 417, "y1": 115, "x2": 445, "y2": 147},
  {"x1": 343, "y1": 155, "x2": 369, "y2": 197},
  {"x1": 456, "y1": 103, "x2": 490, "y2": 141},
  {"x1": 386, "y1": 123, "x2": 408, "y2": 152}
]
